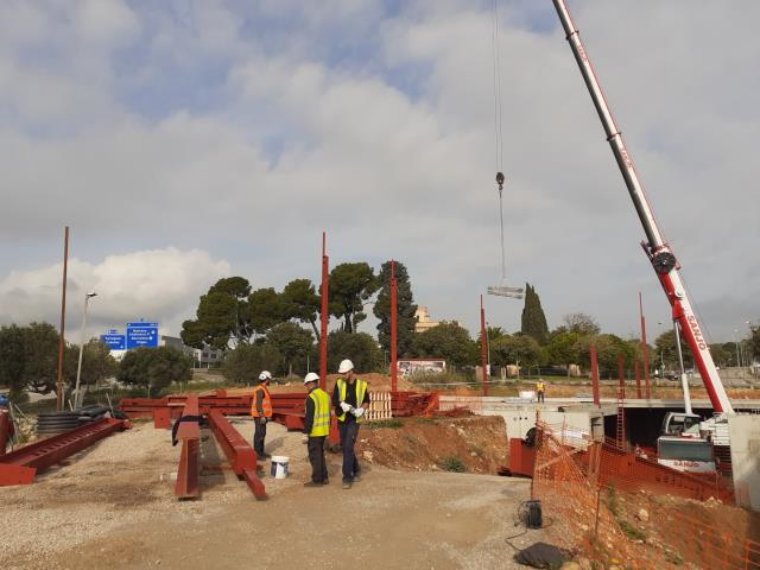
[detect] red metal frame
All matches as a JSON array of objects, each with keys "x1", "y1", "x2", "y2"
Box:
[
  {"x1": 639, "y1": 292, "x2": 651, "y2": 397},
  {"x1": 590, "y1": 344, "x2": 600, "y2": 406},
  {"x1": 0, "y1": 418, "x2": 128, "y2": 486},
  {"x1": 390, "y1": 259, "x2": 398, "y2": 393},
  {"x1": 207, "y1": 410, "x2": 266, "y2": 499},
  {"x1": 0, "y1": 410, "x2": 11, "y2": 456},
  {"x1": 480, "y1": 295, "x2": 488, "y2": 396},
  {"x1": 174, "y1": 395, "x2": 200, "y2": 499}
]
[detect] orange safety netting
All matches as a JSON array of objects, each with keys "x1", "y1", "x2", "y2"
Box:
[{"x1": 531, "y1": 422, "x2": 760, "y2": 569}]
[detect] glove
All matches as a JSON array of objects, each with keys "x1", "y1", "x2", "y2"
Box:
[
  {"x1": 353, "y1": 407, "x2": 365, "y2": 418},
  {"x1": 340, "y1": 401, "x2": 352, "y2": 413}
]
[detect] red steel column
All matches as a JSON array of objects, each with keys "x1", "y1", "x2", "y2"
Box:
[
  {"x1": 634, "y1": 360, "x2": 642, "y2": 399},
  {"x1": 590, "y1": 344, "x2": 600, "y2": 406},
  {"x1": 617, "y1": 354, "x2": 626, "y2": 399},
  {"x1": 0, "y1": 411, "x2": 10, "y2": 456},
  {"x1": 319, "y1": 232, "x2": 329, "y2": 391},
  {"x1": 480, "y1": 295, "x2": 488, "y2": 396},
  {"x1": 390, "y1": 260, "x2": 398, "y2": 393},
  {"x1": 639, "y1": 292, "x2": 651, "y2": 400}
]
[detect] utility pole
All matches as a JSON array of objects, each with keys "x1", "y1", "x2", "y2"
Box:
[
  {"x1": 56, "y1": 227, "x2": 69, "y2": 412},
  {"x1": 74, "y1": 291, "x2": 97, "y2": 409}
]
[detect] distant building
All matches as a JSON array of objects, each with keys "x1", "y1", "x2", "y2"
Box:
[
  {"x1": 414, "y1": 306, "x2": 440, "y2": 333},
  {"x1": 159, "y1": 336, "x2": 222, "y2": 368}
]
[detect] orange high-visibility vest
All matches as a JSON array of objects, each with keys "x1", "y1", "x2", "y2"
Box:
[{"x1": 250, "y1": 385, "x2": 273, "y2": 418}]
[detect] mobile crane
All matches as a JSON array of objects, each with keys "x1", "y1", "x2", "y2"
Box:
[{"x1": 549, "y1": 0, "x2": 734, "y2": 468}]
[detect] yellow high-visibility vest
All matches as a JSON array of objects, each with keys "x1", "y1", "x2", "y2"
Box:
[
  {"x1": 536, "y1": 382, "x2": 545, "y2": 392},
  {"x1": 308, "y1": 388, "x2": 330, "y2": 437},
  {"x1": 336, "y1": 378, "x2": 368, "y2": 423}
]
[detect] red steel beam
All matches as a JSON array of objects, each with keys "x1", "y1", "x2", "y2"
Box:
[
  {"x1": 0, "y1": 418, "x2": 127, "y2": 486},
  {"x1": 319, "y1": 232, "x2": 329, "y2": 391},
  {"x1": 207, "y1": 410, "x2": 266, "y2": 500},
  {"x1": 174, "y1": 395, "x2": 200, "y2": 499}
]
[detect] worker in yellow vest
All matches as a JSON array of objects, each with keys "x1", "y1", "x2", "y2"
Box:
[
  {"x1": 250, "y1": 371, "x2": 273, "y2": 459},
  {"x1": 536, "y1": 379, "x2": 546, "y2": 403},
  {"x1": 331, "y1": 359, "x2": 370, "y2": 489},
  {"x1": 303, "y1": 372, "x2": 330, "y2": 487}
]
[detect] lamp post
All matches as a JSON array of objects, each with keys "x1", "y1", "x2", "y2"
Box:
[
  {"x1": 74, "y1": 291, "x2": 97, "y2": 409},
  {"x1": 733, "y1": 330, "x2": 741, "y2": 368}
]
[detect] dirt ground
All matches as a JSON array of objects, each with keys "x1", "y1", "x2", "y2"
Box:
[
  {"x1": 1, "y1": 419, "x2": 541, "y2": 570},
  {"x1": 357, "y1": 415, "x2": 508, "y2": 474}
]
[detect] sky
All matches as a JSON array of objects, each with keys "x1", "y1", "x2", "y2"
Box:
[{"x1": 1, "y1": 0, "x2": 758, "y2": 346}]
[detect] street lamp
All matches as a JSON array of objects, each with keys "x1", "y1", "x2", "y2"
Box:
[
  {"x1": 74, "y1": 291, "x2": 97, "y2": 409},
  {"x1": 733, "y1": 330, "x2": 742, "y2": 368}
]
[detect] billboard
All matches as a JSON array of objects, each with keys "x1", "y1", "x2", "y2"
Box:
[{"x1": 397, "y1": 359, "x2": 446, "y2": 377}]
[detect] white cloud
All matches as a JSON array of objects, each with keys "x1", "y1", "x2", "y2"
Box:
[
  {"x1": 0, "y1": 1, "x2": 758, "y2": 345},
  {"x1": 0, "y1": 248, "x2": 231, "y2": 340}
]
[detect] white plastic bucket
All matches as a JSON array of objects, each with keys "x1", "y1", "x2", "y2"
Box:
[
  {"x1": 270, "y1": 456, "x2": 289, "y2": 479},
  {"x1": 519, "y1": 390, "x2": 536, "y2": 401}
]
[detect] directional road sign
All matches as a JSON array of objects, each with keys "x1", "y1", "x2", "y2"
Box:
[
  {"x1": 100, "y1": 333, "x2": 126, "y2": 350},
  {"x1": 126, "y1": 321, "x2": 159, "y2": 349}
]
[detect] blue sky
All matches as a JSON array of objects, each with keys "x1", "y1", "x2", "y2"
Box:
[{"x1": 1, "y1": 0, "x2": 759, "y2": 348}]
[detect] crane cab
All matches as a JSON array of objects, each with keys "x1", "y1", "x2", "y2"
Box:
[{"x1": 661, "y1": 412, "x2": 702, "y2": 437}]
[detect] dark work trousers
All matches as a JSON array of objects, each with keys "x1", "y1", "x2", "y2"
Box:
[
  {"x1": 338, "y1": 421, "x2": 361, "y2": 482},
  {"x1": 307, "y1": 436, "x2": 328, "y2": 483},
  {"x1": 537, "y1": 392, "x2": 545, "y2": 403},
  {"x1": 253, "y1": 417, "x2": 267, "y2": 457}
]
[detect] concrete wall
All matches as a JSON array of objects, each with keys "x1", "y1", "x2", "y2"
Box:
[{"x1": 728, "y1": 414, "x2": 760, "y2": 511}]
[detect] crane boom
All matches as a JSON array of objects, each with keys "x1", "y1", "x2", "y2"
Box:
[{"x1": 551, "y1": 0, "x2": 733, "y2": 414}]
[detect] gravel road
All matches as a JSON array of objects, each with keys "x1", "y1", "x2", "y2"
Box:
[{"x1": 1, "y1": 420, "x2": 542, "y2": 570}]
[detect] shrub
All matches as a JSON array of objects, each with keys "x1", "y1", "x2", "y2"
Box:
[{"x1": 438, "y1": 455, "x2": 466, "y2": 473}]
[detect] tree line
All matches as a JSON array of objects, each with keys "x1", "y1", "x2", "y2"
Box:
[{"x1": 0, "y1": 322, "x2": 193, "y2": 401}]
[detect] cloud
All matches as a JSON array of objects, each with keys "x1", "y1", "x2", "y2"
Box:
[
  {"x1": 0, "y1": 1, "x2": 758, "y2": 345},
  {"x1": 0, "y1": 248, "x2": 231, "y2": 341}
]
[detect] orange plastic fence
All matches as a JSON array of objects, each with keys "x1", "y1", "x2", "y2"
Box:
[{"x1": 532, "y1": 422, "x2": 760, "y2": 569}]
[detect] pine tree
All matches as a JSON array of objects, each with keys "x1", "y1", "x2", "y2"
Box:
[
  {"x1": 374, "y1": 260, "x2": 418, "y2": 357},
  {"x1": 521, "y1": 283, "x2": 549, "y2": 344}
]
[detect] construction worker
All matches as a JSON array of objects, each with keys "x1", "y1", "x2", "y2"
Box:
[
  {"x1": 303, "y1": 372, "x2": 330, "y2": 487},
  {"x1": 250, "y1": 371, "x2": 273, "y2": 459},
  {"x1": 536, "y1": 378, "x2": 546, "y2": 403},
  {"x1": 332, "y1": 359, "x2": 370, "y2": 489}
]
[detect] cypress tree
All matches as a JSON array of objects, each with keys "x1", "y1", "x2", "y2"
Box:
[
  {"x1": 521, "y1": 283, "x2": 549, "y2": 344},
  {"x1": 374, "y1": 260, "x2": 418, "y2": 357}
]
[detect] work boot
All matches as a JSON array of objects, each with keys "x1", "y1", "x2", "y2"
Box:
[
  {"x1": 352, "y1": 474, "x2": 361, "y2": 483},
  {"x1": 303, "y1": 481, "x2": 322, "y2": 488},
  {"x1": 341, "y1": 481, "x2": 352, "y2": 490}
]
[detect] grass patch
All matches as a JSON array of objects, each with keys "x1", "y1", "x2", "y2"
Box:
[
  {"x1": 605, "y1": 484, "x2": 619, "y2": 517},
  {"x1": 618, "y1": 519, "x2": 646, "y2": 541},
  {"x1": 438, "y1": 455, "x2": 466, "y2": 473}
]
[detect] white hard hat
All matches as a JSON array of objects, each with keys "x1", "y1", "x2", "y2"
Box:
[
  {"x1": 258, "y1": 370, "x2": 272, "y2": 381},
  {"x1": 338, "y1": 359, "x2": 354, "y2": 374},
  {"x1": 303, "y1": 372, "x2": 320, "y2": 385}
]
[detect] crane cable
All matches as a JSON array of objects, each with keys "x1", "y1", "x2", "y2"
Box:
[
  {"x1": 491, "y1": 0, "x2": 507, "y2": 281},
  {"x1": 491, "y1": 0, "x2": 505, "y2": 190}
]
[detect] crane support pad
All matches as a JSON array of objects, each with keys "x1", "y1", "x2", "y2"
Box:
[
  {"x1": 207, "y1": 410, "x2": 266, "y2": 499},
  {"x1": 0, "y1": 418, "x2": 128, "y2": 486}
]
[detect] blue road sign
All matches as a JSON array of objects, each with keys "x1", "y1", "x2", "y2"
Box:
[
  {"x1": 100, "y1": 334, "x2": 126, "y2": 350},
  {"x1": 126, "y1": 322, "x2": 159, "y2": 349}
]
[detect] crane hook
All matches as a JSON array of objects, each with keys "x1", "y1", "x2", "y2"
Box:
[{"x1": 495, "y1": 172, "x2": 505, "y2": 191}]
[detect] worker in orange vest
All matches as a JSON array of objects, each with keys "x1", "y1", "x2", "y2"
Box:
[{"x1": 251, "y1": 371, "x2": 273, "y2": 459}]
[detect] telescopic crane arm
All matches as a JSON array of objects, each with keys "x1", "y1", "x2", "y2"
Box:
[{"x1": 550, "y1": 0, "x2": 733, "y2": 414}]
